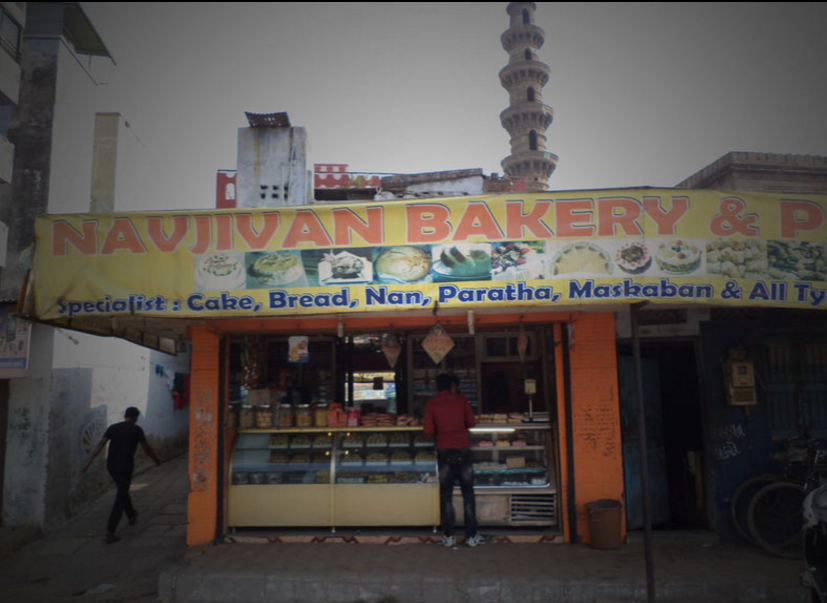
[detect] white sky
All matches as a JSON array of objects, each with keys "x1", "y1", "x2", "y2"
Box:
[{"x1": 78, "y1": 2, "x2": 827, "y2": 211}]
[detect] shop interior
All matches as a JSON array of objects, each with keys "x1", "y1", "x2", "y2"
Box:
[
  {"x1": 227, "y1": 327, "x2": 555, "y2": 420},
  {"x1": 225, "y1": 324, "x2": 562, "y2": 531}
]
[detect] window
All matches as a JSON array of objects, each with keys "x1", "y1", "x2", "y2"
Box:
[
  {"x1": 0, "y1": 7, "x2": 21, "y2": 60},
  {"x1": 482, "y1": 333, "x2": 536, "y2": 361},
  {"x1": 764, "y1": 339, "x2": 827, "y2": 438},
  {"x1": 522, "y1": 9, "x2": 530, "y2": 24},
  {"x1": 524, "y1": 49, "x2": 531, "y2": 61},
  {"x1": 527, "y1": 87, "x2": 535, "y2": 102},
  {"x1": 529, "y1": 130, "x2": 538, "y2": 151}
]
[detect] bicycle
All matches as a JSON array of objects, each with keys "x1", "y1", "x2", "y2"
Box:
[
  {"x1": 748, "y1": 479, "x2": 809, "y2": 558},
  {"x1": 730, "y1": 473, "x2": 781, "y2": 545},
  {"x1": 731, "y1": 439, "x2": 827, "y2": 558}
]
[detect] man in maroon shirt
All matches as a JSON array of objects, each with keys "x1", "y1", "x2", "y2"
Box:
[{"x1": 424, "y1": 373, "x2": 484, "y2": 547}]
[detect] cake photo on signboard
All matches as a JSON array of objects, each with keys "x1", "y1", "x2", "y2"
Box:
[
  {"x1": 373, "y1": 246, "x2": 432, "y2": 283},
  {"x1": 614, "y1": 242, "x2": 652, "y2": 275},
  {"x1": 318, "y1": 250, "x2": 373, "y2": 285},
  {"x1": 193, "y1": 252, "x2": 247, "y2": 291},
  {"x1": 492, "y1": 241, "x2": 547, "y2": 280},
  {"x1": 432, "y1": 244, "x2": 491, "y2": 281},
  {"x1": 654, "y1": 239, "x2": 702, "y2": 275},
  {"x1": 551, "y1": 242, "x2": 613, "y2": 276},
  {"x1": 246, "y1": 251, "x2": 305, "y2": 287}
]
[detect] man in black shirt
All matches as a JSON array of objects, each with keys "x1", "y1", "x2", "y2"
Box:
[{"x1": 83, "y1": 407, "x2": 160, "y2": 543}]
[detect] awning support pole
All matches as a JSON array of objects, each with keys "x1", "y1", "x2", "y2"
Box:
[{"x1": 630, "y1": 302, "x2": 655, "y2": 602}]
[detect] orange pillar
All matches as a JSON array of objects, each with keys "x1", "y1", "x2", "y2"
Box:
[
  {"x1": 567, "y1": 313, "x2": 625, "y2": 542},
  {"x1": 553, "y1": 323, "x2": 571, "y2": 543},
  {"x1": 187, "y1": 325, "x2": 221, "y2": 546}
]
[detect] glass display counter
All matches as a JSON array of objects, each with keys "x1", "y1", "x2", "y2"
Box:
[
  {"x1": 469, "y1": 425, "x2": 551, "y2": 488},
  {"x1": 228, "y1": 427, "x2": 439, "y2": 528},
  {"x1": 228, "y1": 424, "x2": 557, "y2": 529},
  {"x1": 464, "y1": 424, "x2": 557, "y2": 527}
]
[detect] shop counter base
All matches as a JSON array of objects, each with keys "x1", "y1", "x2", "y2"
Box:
[
  {"x1": 334, "y1": 484, "x2": 438, "y2": 526},
  {"x1": 224, "y1": 526, "x2": 563, "y2": 545},
  {"x1": 457, "y1": 488, "x2": 558, "y2": 527},
  {"x1": 229, "y1": 485, "x2": 333, "y2": 527},
  {"x1": 227, "y1": 483, "x2": 439, "y2": 528}
]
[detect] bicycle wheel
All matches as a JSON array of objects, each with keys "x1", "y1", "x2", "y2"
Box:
[
  {"x1": 747, "y1": 480, "x2": 806, "y2": 559},
  {"x1": 730, "y1": 474, "x2": 780, "y2": 544}
]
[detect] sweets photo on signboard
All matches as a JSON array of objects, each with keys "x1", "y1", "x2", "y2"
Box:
[
  {"x1": 491, "y1": 241, "x2": 547, "y2": 281},
  {"x1": 372, "y1": 246, "x2": 434, "y2": 284},
  {"x1": 766, "y1": 240, "x2": 827, "y2": 281},
  {"x1": 706, "y1": 238, "x2": 768, "y2": 279},
  {"x1": 193, "y1": 252, "x2": 248, "y2": 291},
  {"x1": 245, "y1": 251, "x2": 307, "y2": 288},
  {"x1": 431, "y1": 243, "x2": 492, "y2": 282}
]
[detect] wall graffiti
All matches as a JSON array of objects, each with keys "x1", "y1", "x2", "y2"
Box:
[
  {"x1": 714, "y1": 423, "x2": 745, "y2": 440},
  {"x1": 190, "y1": 395, "x2": 215, "y2": 492},
  {"x1": 713, "y1": 422, "x2": 746, "y2": 461},
  {"x1": 79, "y1": 406, "x2": 107, "y2": 457},
  {"x1": 714, "y1": 440, "x2": 741, "y2": 461}
]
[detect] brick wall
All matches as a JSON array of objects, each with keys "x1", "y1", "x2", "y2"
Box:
[{"x1": 568, "y1": 313, "x2": 625, "y2": 542}]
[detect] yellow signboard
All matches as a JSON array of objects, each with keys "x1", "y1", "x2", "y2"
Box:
[{"x1": 31, "y1": 189, "x2": 827, "y2": 320}]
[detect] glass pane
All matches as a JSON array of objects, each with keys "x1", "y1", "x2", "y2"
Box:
[
  {"x1": 335, "y1": 431, "x2": 436, "y2": 484},
  {"x1": 231, "y1": 433, "x2": 331, "y2": 485},
  {"x1": 486, "y1": 337, "x2": 507, "y2": 357},
  {"x1": 468, "y1": 428, "x2": 549, "y2": 488}
]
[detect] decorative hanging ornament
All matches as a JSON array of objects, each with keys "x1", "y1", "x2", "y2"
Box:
[
  {"x1": 382, "y1": 326, "x2": 401, "y2": 368},
  {"x1": 517, "y1": 320, "x2": 528, "y2": 362},
  {"x1": 422, "y1": 323, "x2": 454, "y2": 365}
]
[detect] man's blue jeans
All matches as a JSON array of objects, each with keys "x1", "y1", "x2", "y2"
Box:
[{"x1": 437, "y1": 449, "x2": 478, "y2": 538}]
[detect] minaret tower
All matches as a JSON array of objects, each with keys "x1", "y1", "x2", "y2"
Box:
[{"x1": 499, "y1": 2, "x2": 557, "y2": 191}]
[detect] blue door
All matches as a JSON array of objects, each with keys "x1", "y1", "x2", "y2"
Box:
[{"x1": 618, "y1": 353, "x2": 670, "y2": 529}]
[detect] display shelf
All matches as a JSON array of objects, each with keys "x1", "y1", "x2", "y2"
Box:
[
  {"x1": 474, "y1": 467, "x2": 547, "y2": 474},
  {"x1": 237, "y1": 426, "x2": 425, "y2": 434},
  {"x1": 469, "y1": 445, "x2": 545, "y2": 451},
  {"x1": 466, "y1": 425, "x2": 552, "y2": 489},
  {"x1": 232, "y1": 431, "x2": 435, "y2": 481}
]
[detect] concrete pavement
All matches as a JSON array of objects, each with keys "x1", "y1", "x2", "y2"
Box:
[
  {"x1": 0, "y1": 452, "x2": 811, "y2": 602},
  {"x1": 0, "y1": 454, "x2": 188, "y2": 602},
  {"x1": 161, "y1": 532, "x2": 808, "y2": 603}
]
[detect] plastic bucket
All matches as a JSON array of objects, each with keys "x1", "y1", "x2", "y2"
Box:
[{"x1": 585, "y1": 499, "x2": 623, "y2": 549}]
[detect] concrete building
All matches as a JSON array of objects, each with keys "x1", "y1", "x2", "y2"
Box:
[
  {"x1": 10, "y1": 2, "x2": 826, "y2": 554},
  {"x1": 677, "y1": 151, "x2": 827, "y2": 194},
  {"x1": 612, "y1": 151, "x2": 827, "y2": 542},
  {"x1": 236, "y1": 112, "x2": 311, "y2": 208},
  {"x1": 0, "y1": 3, "x2": 189, "y2": 530},
  {"x1": 0, "y1": 0, "x2": 25, "y2": 528}
]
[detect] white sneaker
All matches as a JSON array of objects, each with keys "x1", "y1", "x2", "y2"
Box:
[
  {"x1": 465, "y1": 533, "x2": 485, "y2": 547},
  {"x1": 438, "y1": 535, "x2": 456, "y2": 548}
]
